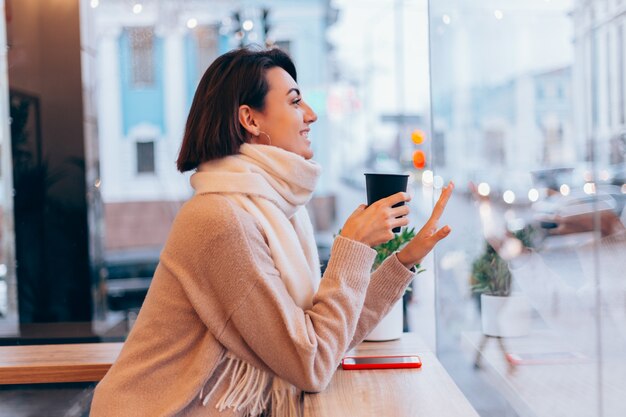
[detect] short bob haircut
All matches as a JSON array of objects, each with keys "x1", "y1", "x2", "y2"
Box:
[{"x1": 176, "y1": 47, "x2": 297, "y2": 172}]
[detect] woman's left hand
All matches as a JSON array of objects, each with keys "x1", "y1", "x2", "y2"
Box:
[{"x1": 396, "y1": 182, "x2": 454, "y2": 269}]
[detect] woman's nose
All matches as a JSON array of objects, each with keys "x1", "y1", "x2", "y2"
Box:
[{"x1": 303, "y1": 101, "x2": 318, "y2": 124}]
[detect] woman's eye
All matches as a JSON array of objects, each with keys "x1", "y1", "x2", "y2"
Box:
[{"x1": 292, "y1": 98, "x2": 302, "y2": 105}]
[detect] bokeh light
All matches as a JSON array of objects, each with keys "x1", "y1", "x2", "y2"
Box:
[
  {"x1": 433, "y1": 175, "x2": 444, "y2": 189},
  {"x1": 503, "y1": 190, "x2": 515, "y2": 204},
  {"x1": 413, "y1": 150, "x2": 426, "y2": 169},
  {"x1": 599, "y1": 169, "x2": 610, "y2": 181},
  {"x1": 560, "y1": 184, "x2": 570, "y2": 196},
  {"x1": 411, "y1": 129, "x2": 425, "y2": 144},
  {"x1": 242, "y1": 20, "x2": 254, "y2": 31},
  {"x1": 528, "y1": 188, "x2": 539, "y2": 202},
  {"x1": 422, "y1": 170, "x2": 434, "y2": 186},
  {"x1": 477, "y1": 182, "x2": 490, "y2": 196},
  {"x1": 583, "y1": 182, "x2": 596, "y2": 195}
]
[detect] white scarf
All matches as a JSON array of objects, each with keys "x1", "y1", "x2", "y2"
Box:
[{"x1": 190, "y1": 143, "x2": 322, "y2": 416}]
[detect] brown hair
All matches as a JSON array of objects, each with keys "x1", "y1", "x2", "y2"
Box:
[{"x1": 176, "y1": 47, "x2": 297, "y2": 172}]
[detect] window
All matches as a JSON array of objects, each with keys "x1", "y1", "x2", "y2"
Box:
[
  {"x1": 617, "y1": 24, "x2": 626, "y2": 124},
  {"x1": 128, "y1": 27, "x2": 155, "y2": 87},
  {"x1": 605, "y1": 32, "x2": 613, "y2": 126},
  {"x1": 194, "y1": 25, "x2": 219, "y2": 79},
  {"x1": 136, "y1": 141, "x2": 155, "y2": 174}
]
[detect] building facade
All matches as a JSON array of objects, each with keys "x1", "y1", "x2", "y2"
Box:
[{"x1": 90, "y1": 0, "x2": 334, "y2": 258}]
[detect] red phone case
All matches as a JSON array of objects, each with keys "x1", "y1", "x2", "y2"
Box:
[{"x1": 341, "y1": 354, "x2": 422, "y2": 370}]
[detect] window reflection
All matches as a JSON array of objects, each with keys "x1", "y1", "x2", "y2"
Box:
[{"x1": 431, "y1": 0, "x2": 626, "y2": 415}]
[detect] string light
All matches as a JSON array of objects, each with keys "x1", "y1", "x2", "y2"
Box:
[{"x1": 242, "y1": 20, "x2": 254, "y2": 31}]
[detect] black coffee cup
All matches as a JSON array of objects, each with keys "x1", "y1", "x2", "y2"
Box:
[{"x1": 364, "y1": 173, "x2": 409, "y2": 233}]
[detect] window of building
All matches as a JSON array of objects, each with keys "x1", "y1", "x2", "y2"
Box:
[
  {"x1": 194, "y1": 25, "x2": 219, "y2": 80},
  {"x1": 136, "y1": 141, "x2": 155, "y2": 174},
  {"x1": 128, "y1": 27, "x2": 155, "y2": 87},
  {"x1": 536, "y1": 85, "x2": 545, "y2": 99}
]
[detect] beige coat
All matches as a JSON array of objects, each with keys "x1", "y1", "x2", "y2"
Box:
[{"x1": 90, "y1": 194, "x2": 415, "y2": 416}]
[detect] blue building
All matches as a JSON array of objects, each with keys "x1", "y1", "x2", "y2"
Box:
[{"x1": 91, "y1": 0, "x2": 335, "y2": 254}]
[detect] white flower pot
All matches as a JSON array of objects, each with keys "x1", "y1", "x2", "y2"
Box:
[
  {"x1": 365, "y1": 299, "x2": 403, "y2": 341},
  {"x1": 480, "y1": 293, "x2": 531, "y2": 337}
]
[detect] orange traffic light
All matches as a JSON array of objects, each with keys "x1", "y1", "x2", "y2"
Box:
[
  {"x1": 411, "y1": 129, "x2": 425, "y2": 145},
  {"x1": 413, "y1": 150, "x2": 426, "y2": 169}
]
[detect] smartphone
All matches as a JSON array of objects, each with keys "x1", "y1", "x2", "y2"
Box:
[{"x1": 341, "y1": 354, "x2": 422, "y2": 370}]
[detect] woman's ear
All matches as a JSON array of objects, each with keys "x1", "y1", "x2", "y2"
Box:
[{"x1": 238, "y1": 105, "x2": 260, "y2": 138}]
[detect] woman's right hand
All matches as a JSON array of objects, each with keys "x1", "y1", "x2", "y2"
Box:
[{"x1": 340, "y1": 192, "x2": 411, "y2": 247}]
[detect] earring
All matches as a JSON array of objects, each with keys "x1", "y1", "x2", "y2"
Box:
[{"x1": 257, "y1": 131, "x2": 272, "y2": 146}]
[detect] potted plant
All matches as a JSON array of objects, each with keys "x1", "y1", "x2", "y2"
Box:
[
  {"x1": 470, "y1": 226, "x2": 534, "y2": 337},
  {"x1": 365, "y1": 228, "x2": 425, "y2": 341}
]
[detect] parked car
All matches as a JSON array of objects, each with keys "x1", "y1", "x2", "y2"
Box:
[
  {"x1": 532, "y1": 185, "x2": 625, "y2": 230},
  {"x1": 609, "y1": 163, "x2": 626, "y2": 186}
]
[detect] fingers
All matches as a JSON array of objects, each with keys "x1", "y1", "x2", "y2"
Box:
[
  {"x1": 399, "y1": 224, "x2": 452, "y2": 267},
  {"x1": 429, "y1": 181, "x2": 454, "y2": 222},
  {"x1": 432, "y1": 225, "x2": 451, "y2": 242},
  {"x1": 422, "y1": 225, "x2": 452, "y2": 251},
  {"x1": 389, "y1": 204, "x2": 410, "y2": 218},
  {"x1": 372, "y1": 191, "x2": 411, "y2": 208},
  {"x1": 390, "y1": 214, "x2": 411, "y2": 230},
  {"x1": 437, "y1": 181, "x2": 454, "y2": 208}
]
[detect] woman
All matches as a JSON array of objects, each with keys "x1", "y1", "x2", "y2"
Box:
[{"x1": 91, "y1": 47, "x2": 453, "y2": 417}]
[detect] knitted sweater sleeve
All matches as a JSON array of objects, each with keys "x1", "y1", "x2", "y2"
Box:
[
  {"x1": 348, "y1": 254, "x2": 416, "y2": 349},
  {"x1": 160, "y1": 195, "x2": 376, "y2": 393}
]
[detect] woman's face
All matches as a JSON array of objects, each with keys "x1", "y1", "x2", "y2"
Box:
[{"x1": 251, "y1": 67, "x2": 318, "y2": 159}]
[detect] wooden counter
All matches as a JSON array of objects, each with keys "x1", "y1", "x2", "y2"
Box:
[
  {"x1": 0, "y1": 333, "x2": 478, "y2": 416},
  {"x1": 0, "y1": 342, "x2": 123, "y2": 384},
  {"x1": 305, "y1": 333, "x2": 479, "y2": 417}
]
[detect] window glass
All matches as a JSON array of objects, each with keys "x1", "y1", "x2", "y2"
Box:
[
  {"x1": 136, "y1": 141, "x2": 155, "y2": 174},
  {"x1": 128, "y1": 27, "x2": 155, "y2": 87},
  {"x1": 430, "y1": 1, "x2": 626, "y2": 416}
]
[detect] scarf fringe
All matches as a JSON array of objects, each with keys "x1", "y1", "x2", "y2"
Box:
[{"x1": 200, "y1": 353, "x2": 301, "y2": 417}]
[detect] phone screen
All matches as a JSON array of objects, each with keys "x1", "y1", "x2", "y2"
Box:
[{"x1": 343, "y1": 356, "x2": 420, "y2": 365}]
